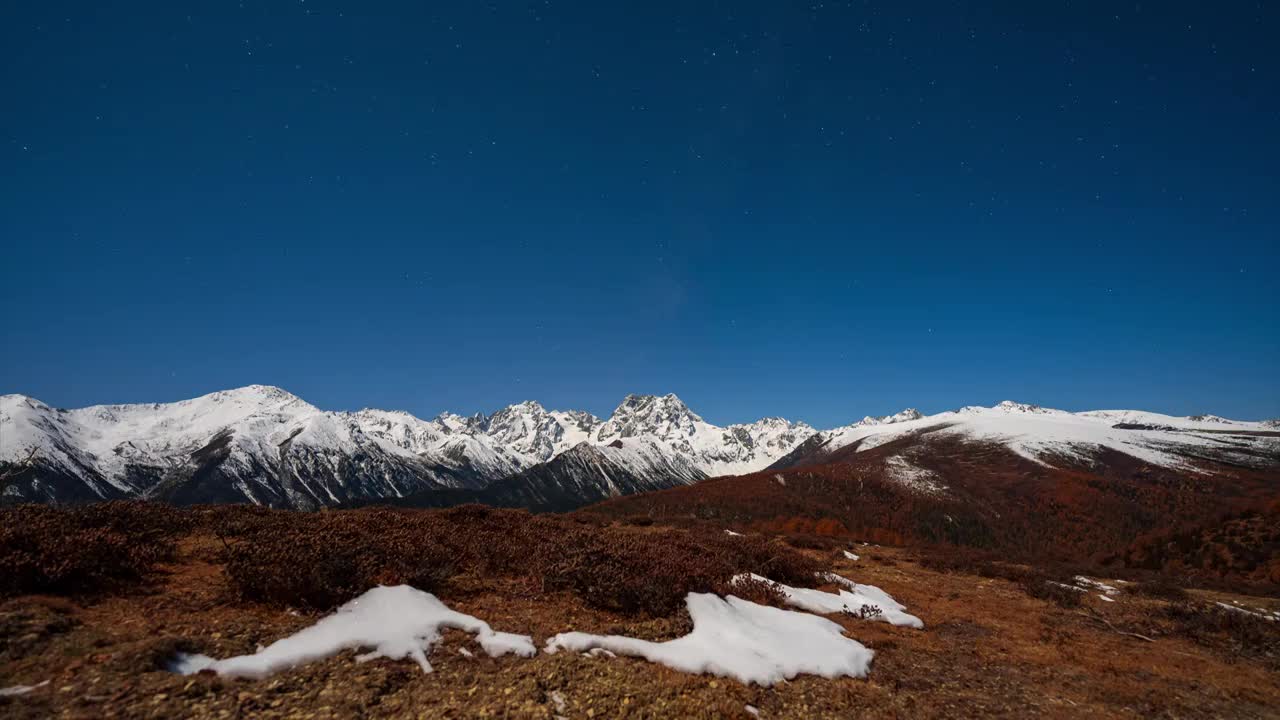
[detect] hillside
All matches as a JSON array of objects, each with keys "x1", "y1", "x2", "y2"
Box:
[
  {"x1": 586, "y1": 428, "x2": 1280, "y2": 590},
  {"x1": 1, "y1": 504, "x2": 1276, "y2": 718}
]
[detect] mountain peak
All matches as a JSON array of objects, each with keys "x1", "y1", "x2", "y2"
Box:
[
  {"x1": 506, "y1": 399, "x2": 546, "y2": 412},
  {"x1": 204, "y1": 385, "x2": 304, "y2": 405},
  {"x1": 1188, "y1": 414, "x2": 1232, "y2": 424},
  {"x1": 851, "y1": 408, "x2": 922, "y2": 428},
  {"x1": 612, "y1": 393, "x2": 699, "y2": 420},
  {"x1": 963, "y1": 400, "x2": 1061, "y2": 415}
]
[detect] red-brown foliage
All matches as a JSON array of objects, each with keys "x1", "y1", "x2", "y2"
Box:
[
  {"x1": 214, "y1": 504, "x2": 821, "y2": 616},
  {"x1": 584, "y1": 434, "x2": 1280, "y2": 592},
  {"x1": 0, "y1": 502, "x2": 186, "y2": 597}
]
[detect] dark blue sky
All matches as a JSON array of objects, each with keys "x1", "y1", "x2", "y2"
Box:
[{"x1": 3, "y1": 1, "x2": 1277, "y2": 426}]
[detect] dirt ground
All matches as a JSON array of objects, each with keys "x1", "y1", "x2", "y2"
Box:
[{"x1": 2, "y1": 536, "x2": 1278, "y2": 719}]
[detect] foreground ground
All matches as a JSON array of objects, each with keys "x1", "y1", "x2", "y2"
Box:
[{"x1": 3, "y1": 515, "x2": 1278, "y2": 720}]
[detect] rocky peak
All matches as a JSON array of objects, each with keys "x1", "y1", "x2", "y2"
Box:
[{"x1": 597, "y1": 393, "x2": 704, "y2": 443}]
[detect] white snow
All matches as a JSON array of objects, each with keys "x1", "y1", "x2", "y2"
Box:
[
  {"x1": 726, "y1": 530, "x2": 744, "y2": 537},
  {"x1": 1098, "y1": 595, "x2": 1115, "y2": 603},
  {"x1": 6, "y1": 387, "x2": 1274, "y2": 505},
  {"x1": 0, "y1": 388, "x2": 818, "y2": 503},
  {"x1": 544, "y1": 592, "x2": 874, "y2": 686},
  {"x1": 734, "y1": 573, "x2": 924, "y2": 629},
  {"x1": 0, "y1": 680, "x2": 48, "y2": 697},
  {"x1": 842, "y1": 551, "x2": 860, "y2": 561},
  {"x1": 883, "y1": 455, "x2": 947, "y2": 496},
  {"x1": 170, "y1": 585, "x2": 534, "y2": 678},
  {"x1": 1215, "y1": 602, "x2": 1278, "y2": 621},
  {"x1": 810, "y1": 401, "x2": 1278, "y2": 472},
  {"x1": 1074, "y1": 576, "x2": 1120, "y2": 595},
  {"x1": 548, "y1": 690, "x2": 568, "y2": 714},
  {"x1": 1048, "y1": 582, "x2": 1087, "y2": 593},
  {"x1": 593, "y1": 395, "x2": 816, "y2": 477}
]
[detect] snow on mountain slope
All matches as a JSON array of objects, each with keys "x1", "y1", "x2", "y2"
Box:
[
  {"x1": 781, "y1": 401, "x2": 1279, "y2": 473},
  {"x1": 395, "y1": 437, "x2": 709, "y2": 513},
  {"x1": 593, "y1": 394, "x2": 815, "y2": 476},
  {"x1": 1, "y1": 388, "x2": 813, "y2": 507},
  {"x1": 5, "y1": 387, "x2": 1272, "y2": 508}
]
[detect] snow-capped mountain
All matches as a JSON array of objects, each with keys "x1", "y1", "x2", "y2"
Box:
[
  {"x1": 0, "y1": 386, "x2": 814, "y2": 508},
  {"x1": 771, "y1": 400, "x2": 1280, "y2": 473},
  {"x1": 3, "y1": 387, "x2": 1273, "y2": 510},
  {"x1": 390, "y1": 438, "x2": 710, "y2": 513},
  {"x1": 594, "y1": 394, "x2": 815, "y2": 477}
]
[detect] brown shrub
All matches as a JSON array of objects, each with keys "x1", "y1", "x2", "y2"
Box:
[
  {"x1": 1129, "y1": 577, "x2": 1190, "y2": 602},
  {"x1": 223, "y1": 509, "x2": 456, "y2": 610},
  {"x1": 1, "y1": 502, "x2": 829, "y2": 618},
  {"x1": 219, "y1": 506, "x2": 826, "y2": 617},
  {"x1": 1162, "y1": 602, "x2": 1280, "y2": 667},
  {"x1": 0, "y1": 502, "x2": 185, "y2": 598},
  {"x1": 783, "y1": 533, "x2": 842, "y2": 551},
  {"x1": 727, "y1": 575, "x2": 787, "y2": 607},
  {"x1": 537, "y1": 526, "x2": 820, "y2": 616},
  {"x1": 1021, "y1": 578, "x2": 1084, "y2": 608}
]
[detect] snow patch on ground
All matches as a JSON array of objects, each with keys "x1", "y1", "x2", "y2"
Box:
[
  {"x1": 544, "y1": 592, "x2": 874, "y2": 686},
  {"x1": 733, "y1": 573, "x2": 924, "y2": 629},
  {"x1": 1049, "y1": 581, "x2": 1087, "y2": 593},
  {"x1": 1074, "y1": 576, "x2": 1120, "y2": 595},
  {"x1": 1215, "y1": 602, "x2": 1279, "y2": 621},
  {"x1": 170, "y1": 585, "x2": 534, "y2": 678},
  {"x1": 0, "y1": 680, "x2": 48, "y2": 697},
  {"x1": 843, "y1": 550, "x2": 860, "y2": 561}
]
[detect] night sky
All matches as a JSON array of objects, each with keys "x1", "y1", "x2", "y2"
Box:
[{"x1": 3, "y1": 2, "x2": 1277, "y2": 426}]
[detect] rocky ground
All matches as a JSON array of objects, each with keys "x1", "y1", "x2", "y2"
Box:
[{"x1": 3, "y1": 532, "x2": 1278, "y2": 719}]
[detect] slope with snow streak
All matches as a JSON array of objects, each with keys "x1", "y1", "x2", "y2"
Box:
[
  {"x1": 393, "y1": 437, "x2": 708, "y2": 512},
  {"x1": 734, "y1": 573, "x2": 925, "y2": 629},
  {"x1": 776, "y1": 400, "x2": 1279, "y2": 473}
]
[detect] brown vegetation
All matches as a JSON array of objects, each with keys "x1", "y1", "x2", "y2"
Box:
[
  {"x1": 0, "y1": 503, "x2": 821, "y2": 617},
  {"x1": 584, "y1": 435, "x2": 1280, "y2": 595},
  {"x1": 0, "y1": 502, "x2": 186, "y2": 598},
  {"x1": 2, "y1": 508, "x2": 1278, "y2": 719}
]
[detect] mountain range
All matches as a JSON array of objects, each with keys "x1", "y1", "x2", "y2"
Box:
[
  {"x1": 0, "y1": 386, "x2": 813, "y2": 509},
  {"x1": 2, "y1": 386, "x2": 1277, "y2": 512}
]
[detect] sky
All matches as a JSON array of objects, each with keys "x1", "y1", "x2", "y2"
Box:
[{"x1": 2, "y1": 1, "x2": 1277, "y2": 428}]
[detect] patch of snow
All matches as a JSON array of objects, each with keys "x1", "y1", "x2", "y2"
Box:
[
  {"x1": 1074, "y1": 576, "x2": 1119, "y2": 595},
  {"x1": 1048, "y1": 581, "x2": 1087, "y2": 593},
  {"x1": 457, "y1": 647, "x2": 473, "y2": 658},
  {"x1": 544, "y1": 592, "x2": 874, "y2": 686},
  {"x1": 548, "y1": 690, "x2": 567, "y2": 714},
  {"x1": 726, "y1": 530, "x2": 744, "y2": 537},
  {"x1": 883, "y1": 455, "x2": 947, "y2": 495},
  {"x1": 170, "y1": 585, "x2": 534, "y2": 678},
  {"x1": 745, "y1": 705, "x2": 760, "y2": 716},
  {"x1": 842, "y1": 551, "x2": 860, "y2": 561},
  {"x1": 0, "y1": 680, "x2": 48, "y2": 697},
  {"x1": 1215, "y1": 602, "x2": 1277, "y2": 621},
  {"x1": 734, "y1": 573, "x2": 923, "y2": 629},
  {"x1": 1098, "y1": 595, "x2": 1115, "y2": 603}
]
